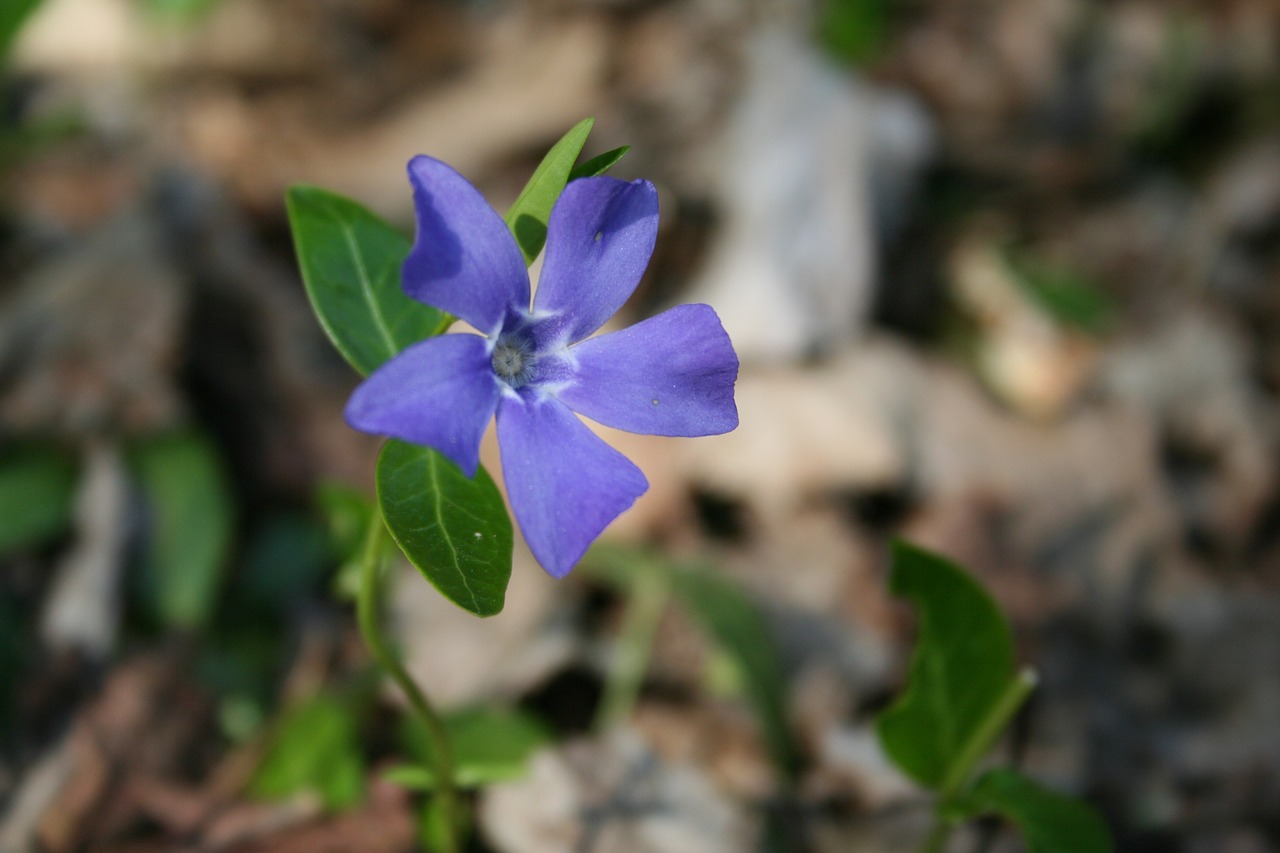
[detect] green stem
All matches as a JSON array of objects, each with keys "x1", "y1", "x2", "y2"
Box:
[
  {"x1": 918, "y1": 668, "x2": 1038, "y2": 853},
  {"x1": 356, "y1": 516, "x2": 460, "y2": 853},
  {"x1": 939, "y1": 667, "x2": 1038, "y2": 800},
  {"x1": 593, "y1": 562, "x2": 671, "y2": 732}
]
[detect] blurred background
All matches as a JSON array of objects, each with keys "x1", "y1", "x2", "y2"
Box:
[{"x1": 2, "y1": 0, "x2": 1279, "y2": 850}]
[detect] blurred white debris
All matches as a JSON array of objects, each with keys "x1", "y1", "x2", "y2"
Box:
[
  {"x1": 864, "y1": 86, "x2": 935, "y2": 243},
  {"x1": 392, "y1": 542, "x2": 575, "y2": 707},
  {"x1": 817, "y1": 725, "x2": 917, "y2": 810},
  {"x1": 39, "y1": 441, "x2": 128, "y2": 657},
  {"x1": 1102, "y1": 309, "x2": 1276, "y2": 546},
  {"x1": 480, "y1": 729, "x2": 755, "y2": 853},
  {"x1": 678, "y1": 341, "x2": 907, "y2": 516},
  {"x1": 0, "y1": 736, "x2": 72, "y2": 853},
  {"x1": 687, "y1": 30, "x2": 930, "y2": 362}
]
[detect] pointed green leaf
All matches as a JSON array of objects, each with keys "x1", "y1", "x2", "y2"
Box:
[
  {"x1": 0, "y1": 446, "x2": 76, "y2": 554},
  {"x1": 129, "y1": 432, "x2": 234, "y2": 629},
  {"x1": 248, "y1": 694, "x2": 366, "y2": 811},
  {"x1": 376, "y1": 440, "x2": 512, "y2": 617},
  {"x1": 568, "y1": 145, "x2": 631, "y2": 181},
  {"x1": 504, "y1": 117, "x2": 595, "y2": 265},
  {"x1": 287, "y1": 185, "x2": 449, "y2": 377},
  {"x1": 669, "y1": 566, "x2": 799, "y2": 780},
  {"x1": 876, "y1": 541, "x2": 1017, "y2": 789},
  {"x1": 962, "y1": 769, "x2": 1112, "y2": 853}
]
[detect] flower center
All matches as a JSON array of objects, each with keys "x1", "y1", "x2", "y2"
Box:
[{"x1": 491, "y1": 338, "x2": 534, "y2": 388}]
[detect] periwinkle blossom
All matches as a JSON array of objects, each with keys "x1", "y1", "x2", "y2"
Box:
[{"x1": 346, "y1": 157, "x2": 739, "y2": 578}]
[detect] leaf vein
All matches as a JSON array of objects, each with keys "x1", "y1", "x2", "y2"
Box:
[
  {"x1": 328, "y1": 201, "x2": 398, "y2": 360},
  {"x1": 425, "y1": 454, "x2": 479, "y2": 610}
]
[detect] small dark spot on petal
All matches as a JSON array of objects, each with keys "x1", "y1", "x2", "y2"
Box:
[{"x1": 593, "y1": 230, "x2": 603, "y2": 242}]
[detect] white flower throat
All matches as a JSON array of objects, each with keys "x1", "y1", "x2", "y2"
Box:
[{"x1": 492, "y1": 338, "x2": 534, "y2": 388}]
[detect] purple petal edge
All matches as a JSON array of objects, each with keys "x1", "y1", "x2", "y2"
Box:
[
  {"x1": 532, "y1": 177, "x2": 659, "y2": 345},
  {"x1": 557, "y1": 303, "x2": 739, "y2": 437},
  {"x1": 345, "y1": 333, "x2": 500, "y2": 477},
  {"x1": 496, "y1": 395, "x2": 648, "y2": 577},
  {"x1": 403, "y1": 156, "x2": 529, "y2": 334}
]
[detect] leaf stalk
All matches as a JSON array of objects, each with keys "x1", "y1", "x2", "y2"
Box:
[
  {"x1": 919, "y1": 667, "x2": 1038, "y2": 853},
  {"x1": 357, "y1": 514, "x2": 461, "y2": 853}
]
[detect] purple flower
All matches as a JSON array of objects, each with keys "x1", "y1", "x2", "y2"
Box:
[{"x1": 345, "y1": 156, "x2": 739, "y2": 578}]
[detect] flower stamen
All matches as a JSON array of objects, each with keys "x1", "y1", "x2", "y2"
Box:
[{"x1": 492, "y1": 337, "x2": 535, "y2": 388}]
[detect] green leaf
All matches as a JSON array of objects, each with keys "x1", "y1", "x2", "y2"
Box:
[
  {"x1": 0, "y1": 0, "x2": 43, "y2": 60},
  {"x1": 390, "y1": 707, "x2": 551, "y2": 789},
  {"x1": 248, "y1": 694, "x2": 366, "y2": 811},
  {"x1": 0, "y1": 447, "x2": 76, "y2": 554},
  {"x1": 376, "y1": 440, "x2": 512, "y2": 617},
  {"x1": 504, "y1": 117, "x2": 595, "y2": 265},
  {"x1": 286, "y1": 185, "x2": 449, "y2": 377},
  {"x1": 669, "y1": 566, "x2": 799, "y2": 781},
  {"x1": 962, "y1": 769, "x2": 1113, "y2": 853},
  {"x1": 876, "y1": 541, "x2": 1017, "y2": 789},
  {"x1": 129, "y1": 432, "x2": 234, "y2": 629},
  {"x1": 568, "y1": 145, "x2": 630, "y2": 181}
]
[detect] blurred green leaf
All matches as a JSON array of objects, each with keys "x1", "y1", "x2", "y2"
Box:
[
  {"x1": 876, "y1": 541, "x2": 1017, "y2": 790},
  {"x1": 129, "y1": 432, "x2": 233, "y2": 629},
  {"x1": 287, "y1": 185, "x2": 449, "y2": 378},
  {"x1": 316, "y1": 483, "x2": 392, "y2": 601},
  {"x1": 960, "y1": 769, "x2": 1112, "y2": 853},
  {"x1": 390, "y1": 706, "x2": 551, "y2": 789},
  {"x1": 376, "y1": 440, "x2": 512, "y2": 617},
  {"x1": 0, "y1": 0, "x2": 43, "y2": 60},
  {"x1": 819, "y1": 0, "x2": 892, "y2": 65},
  {"x1": 505, "y1": 117, "x2": 595, "y2": 265},
  {"x1": 669, "y1": 565, "x2": 799, "y2": 781},
  {"x1": 196, "y1": 624, "x2": 280, "y2": 702},
  {"x1": 0, "y1": 447, "x2": 76, "y2": 554},
  {"x1": 568, "y1": 145, "x2": 630, "y2": 181},
  {"x1": 248, "y1": 694, "x2": 365, "y2": 810},
  {"x1": 1004, "y1": 249, "x2": 1114, "y2": 335},
  {"x1": 242, "y1": 513, "x2": 333, "y2": 609},
  {"x1": 317, "y1": 483, "x2": 375, "y2": 559}
]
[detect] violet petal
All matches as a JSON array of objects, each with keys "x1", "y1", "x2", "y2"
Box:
[
  {"x1": 558, "y1": 303, "x2": 739, "y2": 437},
  {"x1": 345, "y1": 334, "x2": 500, "y2": 477},
  {"x1": 532, "y1": 177, "x2": 658, "y2": 345},
  {"x1": 496, "y1": 395, "x2": 648, "y2": 577},
  {"x1": 403, "y1": 156, "x2": 529, "y2": 334}
]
